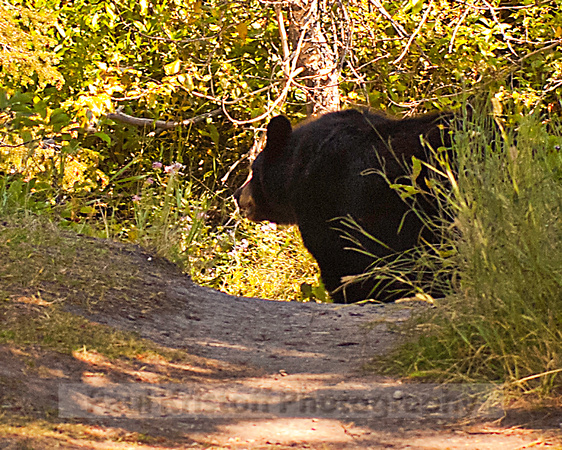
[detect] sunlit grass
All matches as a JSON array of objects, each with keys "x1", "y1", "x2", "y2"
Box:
[
  {"x1": 113, "y1": 163, "x2": 324, "y2": 302},
  {"x1": 0, "y1": 215, "x2": 193, "y2": 364},
  {"x1": 381, "y1": 109, "x2": 562, "y2": 394},
  {"x1": 0, "y1": 418, "x2": 157, "y2": 447},
  {"x1": 0, "y1": 300, "x2": 176, "y2": 360},
  {"x1": 190, "y1": 221, "x2": 325, "y2": 302}
]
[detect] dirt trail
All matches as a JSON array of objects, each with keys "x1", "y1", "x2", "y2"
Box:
[
  {"x1": 1, "y1": 230, "x2": 560, "y2": 449},
  {"x1": 90, "y1": 282, "x2": 415, "y2": 375},
  {"x1": 69, "y1": 258, "x2": 560, "y2": 449}
]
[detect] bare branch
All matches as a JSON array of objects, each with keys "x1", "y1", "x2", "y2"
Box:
[
  {"x1": 221, "y1": 67, "x2": 304, "y2": 126},
  {"x1": 106, "y1": 108, "x2": 222, "y2": 130},
  {"x1": 0, "y1": 137, "x2": 58, "y2": 149},
  {"x1": 192, "y1": 84, "x2": 278, "y2": 105},
  {"x1": 448, "y1": 5, "x2": 472, "y2": 53},
  {"x1": 221, "y1": 7, "x2": 311, "y2": 125},
  {"x1": 0, "y1": 139, "x2": 37, "y2": 148},
  {"x1": 393, "y1": 0, "x2": 435, "y2": 65},
  {"x1": 276, "y1": 5, "x2": 291, "y2": 77},
  {"x1": 369, "y1": 0, "x2": 409, "y2": 38},
  {"x1": 480, "y1": 0, "x2": 518, "y2": 57},
  {"x1": 335, "y1": 0, "x2": 353, "y2": 72},
  {"x1": 221, "y1": 130, "x2": 267, "y2": 184},
  {"x1": 515, "y1": 40, "x2": 561, "y2": 65},
  {"x1": 122, "y1": 21, "x2": 221, "y2": 44}
]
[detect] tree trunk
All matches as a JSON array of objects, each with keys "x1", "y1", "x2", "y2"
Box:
[{"x1": 286, "y1": 0, "x2": 341, "y2": 116}]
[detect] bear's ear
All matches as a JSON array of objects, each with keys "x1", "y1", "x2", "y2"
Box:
[{"x1": 264, "y1": 115, "x2": 292, "y2": 160}]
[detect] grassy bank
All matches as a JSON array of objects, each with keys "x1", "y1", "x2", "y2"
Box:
[{"x1": 384, "y1": 110, "x2": 562, "y2": 394}]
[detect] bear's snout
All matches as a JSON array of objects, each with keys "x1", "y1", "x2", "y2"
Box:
[{"x1": 234, "y1": 179, "x2": 256, "y2": 219}]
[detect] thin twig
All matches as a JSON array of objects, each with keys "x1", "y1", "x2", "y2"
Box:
[
  {"x1": 122, "y1": 21, "x2": 220, "y2": 44},
  {"x1": 221, "y1": 67, "x2": 304, "y2": 125},
  {"x1": 369, "y1": 0, "x2": 409, "y2": 38},
  {"x1": 355, "y1": 54, "x2": 392, "y2": 73},
  {"x1": 221, "y1": 7, "x2": 311, "y2": 125},
  {"x1": 345, "y1": 60, "x2": 370, "y2": 106},
  {"x1": 386, "y1": 39, "x2": 561, "y2": 112},
  {"x1": 192, "y1": 84, "x2": 278, "y2": 105},
  {"x1": 510, "y1": 368, "x2": 562, "y2": 385},
  {"x1": 449, "y1": 4, "x2": 472, "y2": 53},
  {"x1": 480, "y1": 0, "x2": 518, "y2": 57},
  {"x1": 275, "y1": 5, "x2": 291, "y2": 77},
  {"x1": 514, "y1": 40, "x2": 561, "y2": 65},
  {"x1": 0, "y1": 139, "x2": 38, "y2": 148},
  {"x1": 393, "y1": 0, "x2": 435, "y2": 65},
  {"x1": 221, "y1": 130, "x2": 267, "y2": 184},
  {"x1": 336, "y1": 0, "x2": 353, "y2": 72}
]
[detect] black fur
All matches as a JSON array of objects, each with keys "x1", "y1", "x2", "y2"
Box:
[{"x1": 235, "y1": 109, "x2": 454, "y2": 303}]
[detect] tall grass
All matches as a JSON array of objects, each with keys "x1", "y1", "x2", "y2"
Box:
[
  {"x1": 128, "y1": 164, "x2": 211, "y2": 266},
  {"x1": 389, "y1": 109, "x2": 562, "y2": 393},
  {"x1": 0, "y1": 159, "x2": 322, "y2": 302},
  {"x1": 125, "y1": 163, "x2": 322, "y2": 301}
]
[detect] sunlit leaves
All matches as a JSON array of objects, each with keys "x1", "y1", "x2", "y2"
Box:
[
  {"x1": 3, "y1": 0, "x2": 562, "y2": 228},
  {"x1": 164, "y1": 60, "x2": 182, "y2": 76},
  {"x1": 344, "y1": 0, "x2": 562, "y2": 114},
  {"x1": 139, "y1": 0, "x2": 148, "y2": 16},
  {"x1": 0, "y1": 2, "x2": 64, "y2": 90},
  {"x1": 236, "y1": 22, "x2": 248, "y2": 42},
  {"x1": 104, "y1": 3, "x2": 118, "y2": 28},
  {"x1": 403, "y1": 0, "x2": 425, "y2": 15}
]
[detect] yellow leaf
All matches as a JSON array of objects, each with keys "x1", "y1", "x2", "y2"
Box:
[
  {"x1": 164, "y1": 59, "x2": 181, "y2": 75},
  {"x1": 178, "y1": 73, "x2": 194, "y2": 91},
  {"x1": 237, "y1": 23, "x2": 248, "y2": 41},
  {"x1": 556, "y1": 26, "x2": 562, "y2": 38},
  {"x1": 140, "y1": 0, "x2": 148, "y2": 15}
]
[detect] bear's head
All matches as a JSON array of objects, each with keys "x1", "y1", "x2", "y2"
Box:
[{"x1": 234, "y1": 115, "x2": 298, "y2": 225}]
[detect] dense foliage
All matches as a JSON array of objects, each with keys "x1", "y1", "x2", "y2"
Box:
[{"x1": 2, "y1": 0, "x2": 561, "y2": 199}]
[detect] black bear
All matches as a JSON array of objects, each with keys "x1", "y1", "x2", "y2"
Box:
[{"x1": 234, "y1": 109, "x2": 454, "y2": 303}]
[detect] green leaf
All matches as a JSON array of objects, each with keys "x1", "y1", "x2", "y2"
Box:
[
  {"x1": 208, "y1": 124, "x2": 220, "y2": 148},
  {"x1": 301, "y1": 283, "x2": 313, "y2": 298},
  {"x1": 0, "y1": 90, "x2": 8, "y2": 109},
  {"x1": 105, "y1": 3, "x2": 118, "y2": 28},
  {"x1": 412, "y1": 0, "x2": 424, "y2": 14},
  {"x1": 389, "y1": 183, "x2": 421, "y2": 200},
  {"x1": 80, "y1": 206, "x2": 96, "y2": 214},
  {"x1": 94, "y1": 131, "x2": 112, "y2": 145},
  {"x1": 411, "y1": 156, "x2": 422, "y2": 183},
  {"x1": 49, "y1": 110, "x2": 69, "y2": 125},
  {"x1": 404, "y1": 0, "x2": 424, "y2": 14}
]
